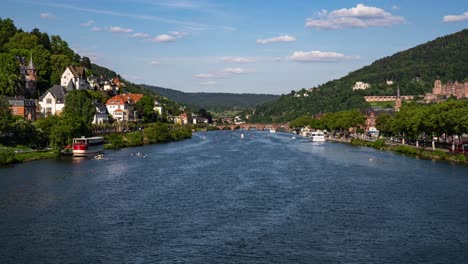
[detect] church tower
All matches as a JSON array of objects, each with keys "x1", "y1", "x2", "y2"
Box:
[
  {"x1": 394, "y1": 86, "x2": 402, "y2": 112},
  {"x1": 25, "y1": 54, "x2": 37, "y2": 98}
]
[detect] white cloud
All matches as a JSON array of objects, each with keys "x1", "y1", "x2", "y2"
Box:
[
  {"x1": 194, "y1": 67, "x2": 254, "y2": 79},
  {"x1": 200, "y1": 80, "x2": 217, "y2": 85},
  {"x1": 152, "y1": 34, "x2": 177, "y2": 43},
  {"x1": 306, "y1": 4, "x2": 405, "y2": 30},
  {"x1": 169, "y1": 31, "x2": 188, "y2": 38},
  {"x1": 149, "y1": 60, "x2": 160, "y2": 65},
  {"x1": 256, "y1": 35, "x2": 296, "y2": 44},
  {"x1": 109, "y1": 26, "x2": 134, "y2": 33},
  {"x1": 80, "y1": 20, "x2": 94, "y2": 27},
  {"x1": 92, "y1": 26, "x2": 104, "y2": 32},
  {"x1": 223, "y1": 67, "x2": 254, "y2": 74},
  {"x1": 133, "y1": 32, "x2": 150, "y2": 38},
  {"x1": 443, "y1": 12, "x2": 468, "y2": 23},
  {"x1": 221, "y1": 57, "x2": 256, "y2": 64},
  {"x1": 392, "y1": 5, "x2": 400, "y2": 10},
  {"x1": 194, "y1": 73, "x2": 218, "y2": 79},
  {"x1": 289, "y1": 51, "x2": 355, "y2": 62},
  {"x1": 40, "y1": 13, "x2": 55, "y2": 20}
]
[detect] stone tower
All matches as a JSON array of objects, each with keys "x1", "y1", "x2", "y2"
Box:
[
  {"x1": 433, "y1": 80, "x2": 442, "y2": 95},
  {"x1": 394, "y1": 86, "x2": 401, "y2": 112},
  {"x1": 25, "y1": 54, "x2": 37, "y2": 98}
]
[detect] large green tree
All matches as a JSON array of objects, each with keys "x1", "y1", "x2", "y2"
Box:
[
  {"x1": 0, "y1": 95, "x2": 12, "y2": 135},
  {"x1": 0, "y1": 53, "x2": 22, "y2": 95}
]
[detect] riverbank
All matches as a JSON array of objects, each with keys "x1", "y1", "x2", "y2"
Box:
[
  {"x1": 0, "y1": 124, "x2": 192, "y2": 167},
  {"x1": 329, "y1": 137, "x2": 468, "y2": 164}
]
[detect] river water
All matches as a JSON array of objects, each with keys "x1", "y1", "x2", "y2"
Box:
[{"x1": 1, "y1": 131, "x2": 467, "y2": 263}]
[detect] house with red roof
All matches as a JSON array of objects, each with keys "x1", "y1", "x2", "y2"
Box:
[{"x1": 105, "y1": 93, "x2": 143, "y2": 122}]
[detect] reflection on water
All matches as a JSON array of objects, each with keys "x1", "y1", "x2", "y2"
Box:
[{"x1": 1, "y1": 131, "x2": 468, "y2": 263}]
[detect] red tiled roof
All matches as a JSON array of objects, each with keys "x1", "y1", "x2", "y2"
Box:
[{"x1": 106, "y1": 93, "x2": 144, "y2": 105}]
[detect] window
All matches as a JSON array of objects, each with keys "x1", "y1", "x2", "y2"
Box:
[
  {"x1": 46, "y1": 98, "x2": 52, "y2": 104},
  {"x1": 46, "y1": 107, "x2": 52, "y2": 113}
]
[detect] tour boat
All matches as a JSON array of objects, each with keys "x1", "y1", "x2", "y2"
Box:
[
  {"x1": 310, "y1": 130, "x2": 326, "y2": 142},
  {"x1": 72, "y1": 136, "x2": 104, "y2": 157}
]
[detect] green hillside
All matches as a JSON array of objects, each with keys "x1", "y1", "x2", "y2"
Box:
[
  {"x1": 141, "y1": 84, "x2": 280, "y2": 111},
  {"x1": 251, "y1": 29, "x2": 468, "y2": 123},
  {"x1": 0, "y1": 17, "x2": 183, "y2": 115}
]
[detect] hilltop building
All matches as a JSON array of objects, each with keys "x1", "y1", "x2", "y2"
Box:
[
  {"x1": 352, "y1": 82, "x2": 370, "y2": 91},
  {"x1": 61, "y1": 65, "x2": 90, "y2": 91},
  {"x1": 423, "y1": 80, "x2": 468, "y2": 102}
]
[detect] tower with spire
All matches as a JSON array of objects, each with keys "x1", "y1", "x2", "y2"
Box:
[
  {"x1": 24, "y1": 53, "x2": 37, "y2": 98},
  {"x1": 394, "y1": 86, "x2": 402, "y2": 112}
]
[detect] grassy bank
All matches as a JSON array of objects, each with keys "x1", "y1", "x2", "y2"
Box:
[
  {"x1": 0, "y1": 147, "x2": 55, "y2": 167},
  {"x1": 104, "y1": 124, "x2": 192, "y2": 150},
  {"x1": 350, "y1": 138, "x2": 468, "y2": 164}
]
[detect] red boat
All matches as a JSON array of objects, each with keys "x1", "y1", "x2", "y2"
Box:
[{"x1": 72, "y1": 136, "x2": 104, "y2": 157}]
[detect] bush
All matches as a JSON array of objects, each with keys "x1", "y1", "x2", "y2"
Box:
[
  {"x1": 125, "y1": 132, "x2": 144, "y2": 146},
  {"x1": 392, "y1": 145, "x2": 421, "y2": 155},
  {"x1": 104, "y1": 133, "x2": 126, "y2": 149},
  {"x1": 455, "y1": 154, "x2": 467, "y2": 163},
  {"x1": 371, "y1": 139, "x2": 387, "y2": 149},
  {"x1": 0, "y1": 147, "x2": 15, "y2": 166},
  {"x1": 432, "y1": 150, "x2": 447, "y2": 159}
]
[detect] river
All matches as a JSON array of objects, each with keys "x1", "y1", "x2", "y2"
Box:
[{"x1": 1, "y1": 131, "x2": 467, "y2": 263}]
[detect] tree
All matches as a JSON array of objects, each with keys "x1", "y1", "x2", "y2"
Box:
[
  {"x1": 80, "y1": 56, "x2": 92, "y2": 69},
  {"x1": 3, "y1": 32, "x2": 39, "y2": 50},
  {"x1": 376, "y1": 113, "x2": 393, "y2": 136},
  {"x1": 135, "y1": 95, "x2": 156, "y2": 123},
  {"x1": 0, "y1": 53, "x2": 22, "y2": 95},
  {"x1": 50, "y1": 54, "x2": 72, "y2": 85},
  {"x1": 0, "y1": 95, "x2": 12, "y2": 136},
  {"x1": 0, "y1": 18, "x2": 17, "y2": 51},
  {"x1": 61, "y1": 90, "x2": 95, "y2": 138}
]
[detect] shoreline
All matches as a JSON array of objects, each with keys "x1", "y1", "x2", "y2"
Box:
[{"x1": 327, "y1": 137, "x2": 468, "y2": 165}]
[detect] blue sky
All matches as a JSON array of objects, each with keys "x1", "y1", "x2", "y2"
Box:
[{"x1": 1, "y1": 0, "x2": 467, "y2": 94}]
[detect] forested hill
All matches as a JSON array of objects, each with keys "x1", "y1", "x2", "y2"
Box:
[
  {"x1": 250, "y1": 29, "x2": 468, "y2": 123},
  {"x1": 0, "y1": 18, "x2": 183, "y2": 114},
  {"x1": 141, "y1": 84, "x2": 280, "y2": 111}
]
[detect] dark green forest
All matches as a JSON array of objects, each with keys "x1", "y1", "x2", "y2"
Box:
[
  {"x1": 141, "y1": 84, "x2": 279, "y2": 112},
  {"x1": 251, "y1": 29, "x2": 468, "y2": 123}
]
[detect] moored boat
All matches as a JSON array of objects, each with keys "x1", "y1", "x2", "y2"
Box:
[
  {"x1": 72, "y1": 136, "x2": 104, "y2": 157},
  {"x1": 310, "y1": 130, "x2": 325, "y2": 142}
]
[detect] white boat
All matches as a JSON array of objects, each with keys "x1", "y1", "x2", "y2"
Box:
[
  {"x1": 310, "y1": 130, "x2": 326, "y2": 142},
  {"x1": 73, "y1": 136, "x2": 104, "y2": 157},
  {"x1": 240, "y1": 133, "x2": 245, "y2": 139},
  {"x1": 269, "y1": 128, "x2": 276, "y2": 133}
]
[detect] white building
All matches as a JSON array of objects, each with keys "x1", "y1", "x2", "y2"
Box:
[
  {"x1": 61, "y1": 65, "x2": 90, "y2": 91},
  {"x1": 153, "y1": 101, "x2": 163, "y2": 115},
  {"x1": 352, "y1": 81, "x2": 371, "y2": 91},
  {"x1": 38, "y1": 85, "x2": 67, "y2": 116},
  {"x1": 93, "y1": 102, "x2": 109, "y2": 124},
  {"x1": 105, "y1": 93, "x2": 143, "y2": 122}
]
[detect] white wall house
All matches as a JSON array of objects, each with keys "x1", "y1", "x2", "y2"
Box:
[
  {"x1": 38, "y1": 85, "x2": 67, "y2": 116},
  {"x1": 93, "y1": 102, "x2": 109, "y2": 124},
  {"x1": 352, "y1": 81, "x2": 371, "y2": 91},
  {"x1": 61, "y1": 65, "x2": 90, "y2": 91},
  {"x1": 105, "y1": 94, "x2": 143, "y2": 122}
]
